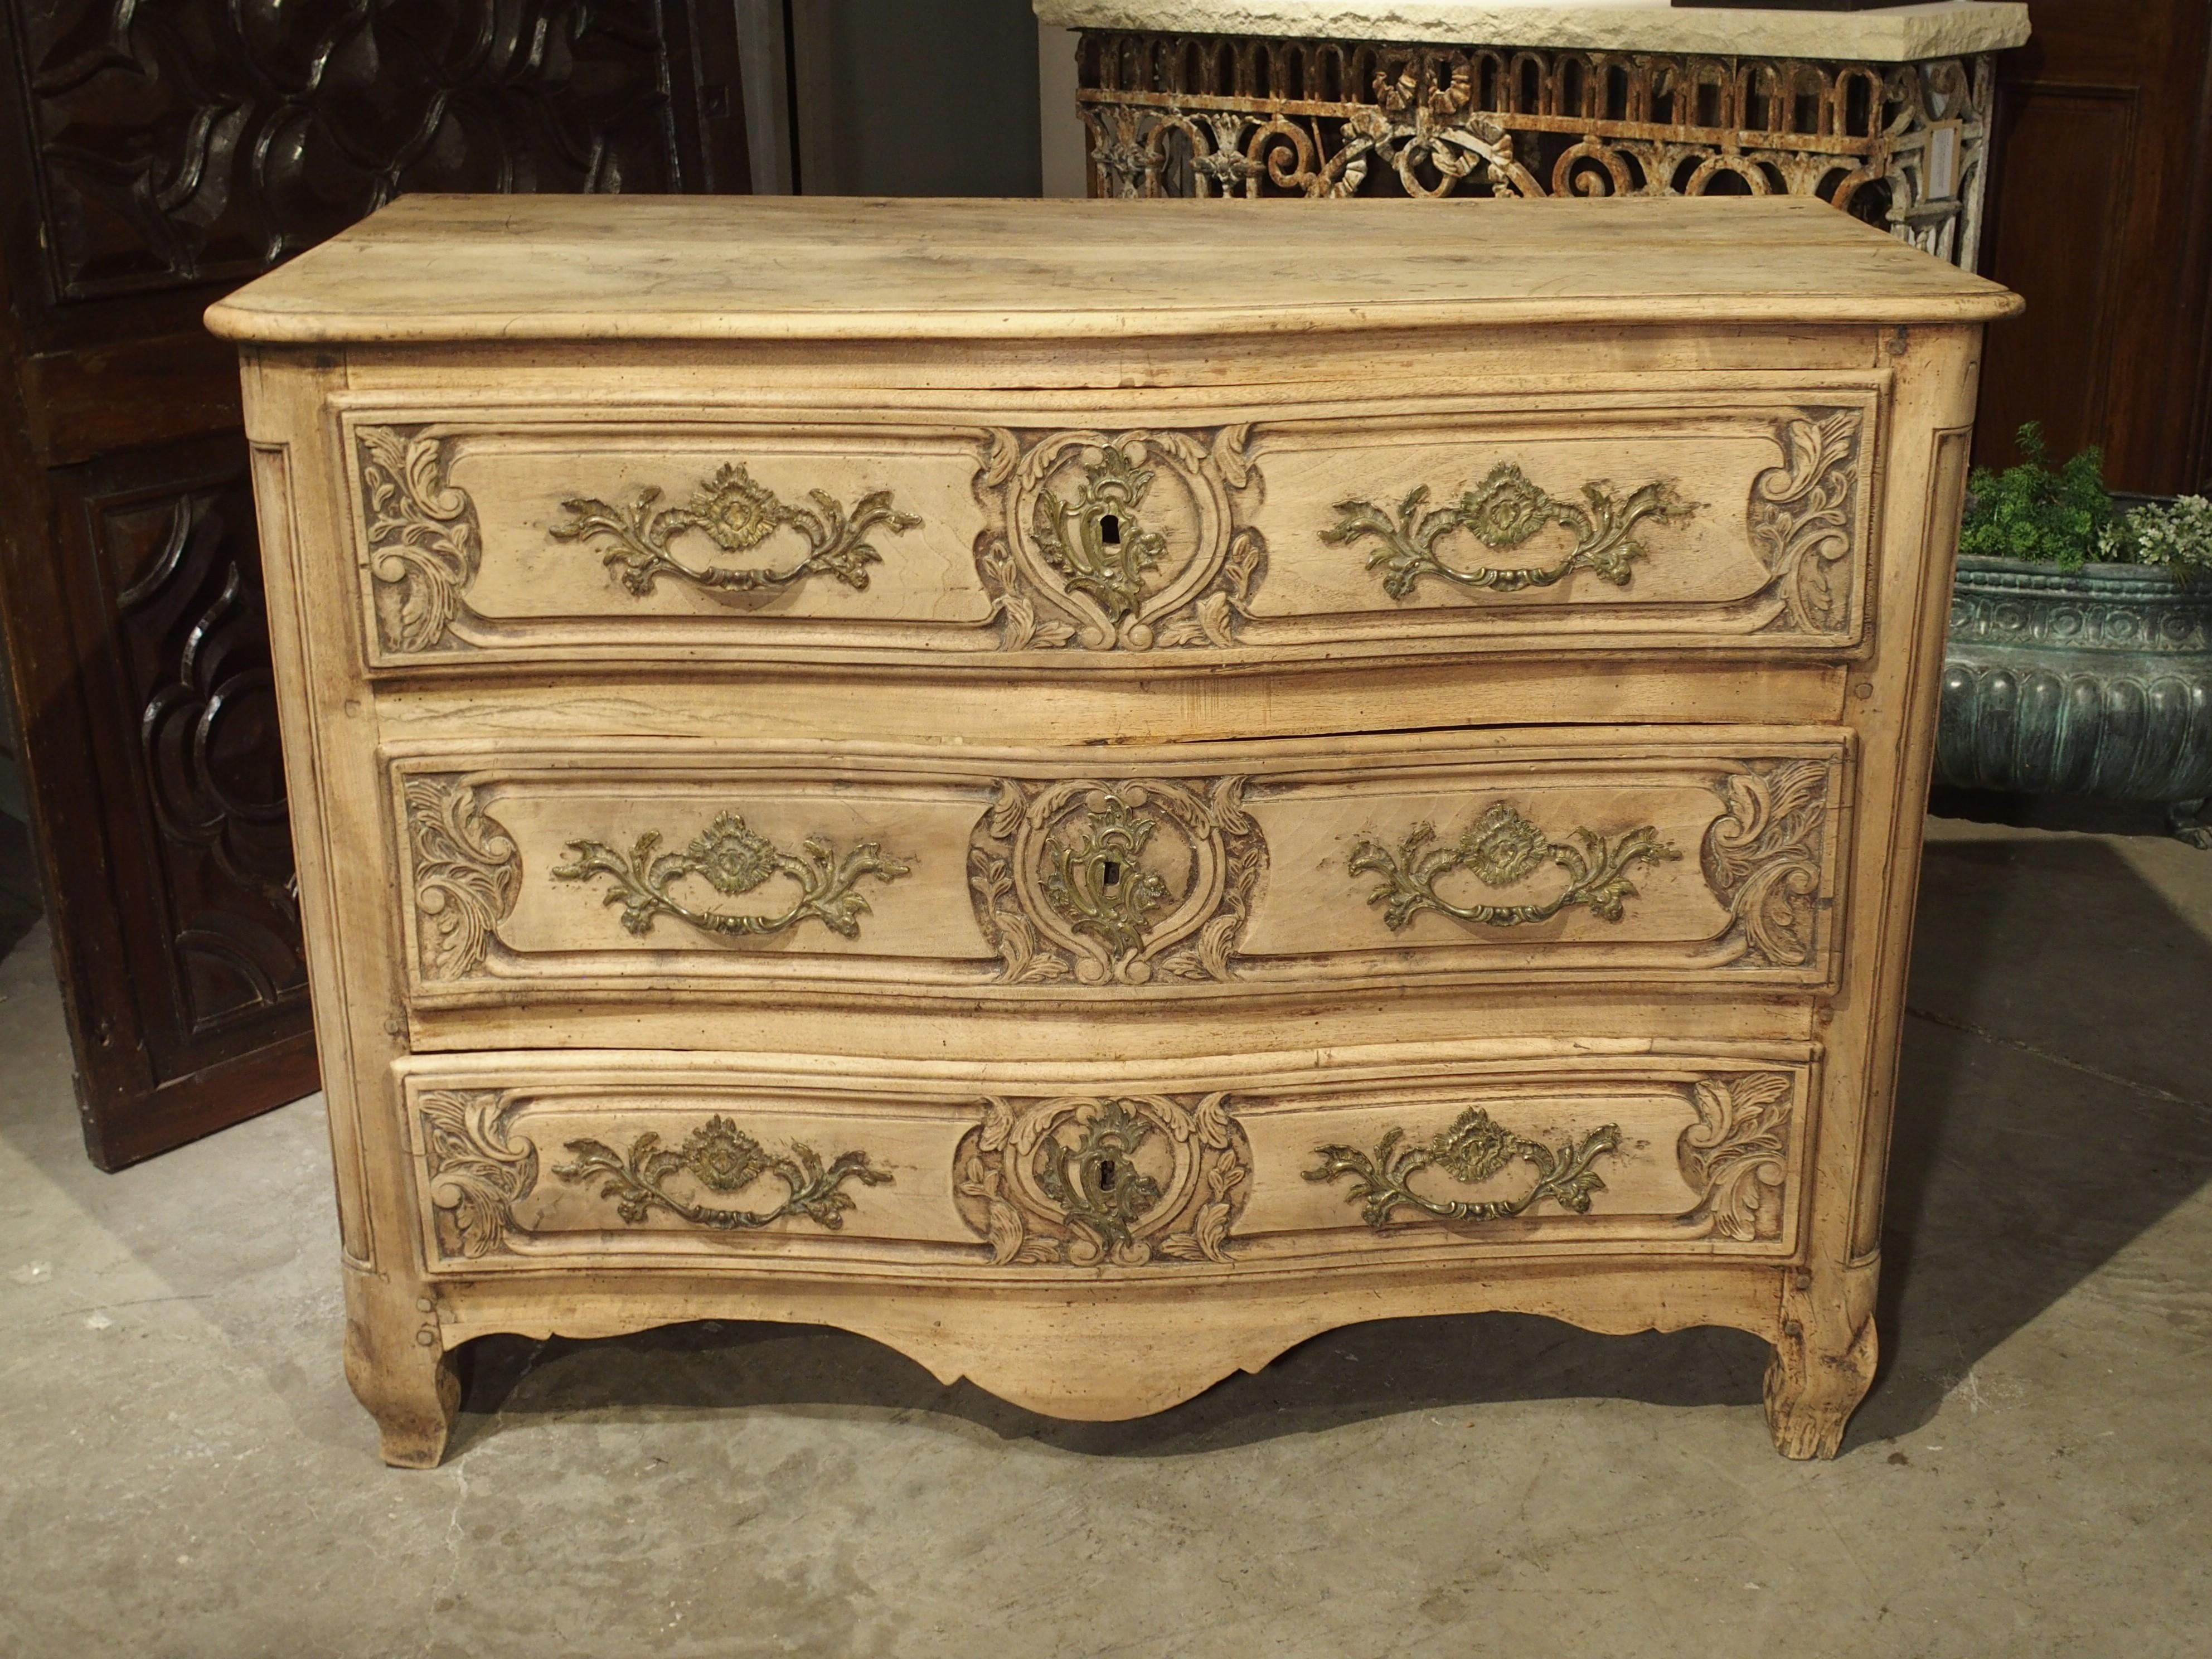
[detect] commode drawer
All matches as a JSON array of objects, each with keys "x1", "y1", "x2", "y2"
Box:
[
  {"x1": 390, "y1": 725, "x2": 1852, "y2": 1013},
  {"x1": 341, "y1": 382, "x2": 1880, "y2": 672},
  {"x1": 404, "y1": 1046, "x2": 1817, "y2": 1275}
]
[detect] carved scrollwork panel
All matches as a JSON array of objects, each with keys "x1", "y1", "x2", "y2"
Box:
[
  {"x1": 1749, "y1": 411, "x2": 1865, "y2": 637},
  {"x1": 419, "y1": 1090, "x2": 539, "y2": 1259},
  {"x1": 404, "y1": 778, "x2": 521, "y2": 982},
  {"x1": 1676, "y1": 1073, "x2": 1796, "y2": 1243},
  {"x1": 357, "y1": 428, "x2": 483, "y2": 654},
  {"x1": 1700, "y1": 761, "x2": 1831, "y2": 970},
  {"x1": 972, "y1": 426, "x2": 1266, "y2": 650},
  {"x1": 966, "y1": 775, "x2": 1267, "y2": 984},
  {"x1": 953, "y1": 1093, "x2": 1251, "y2": 1267}
]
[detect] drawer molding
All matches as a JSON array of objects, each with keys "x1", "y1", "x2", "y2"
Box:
[
  {"x1": 953, "y1": 1092, "x2": 1253, "y2": 1268},
  {"x1": 360, "y1": 427, "x2": 482, "y2": 654},
  {"x1": 1322, "y1": 464, "x2": 1696, "y2": 601},
  {"x1": 967, "y1": 775, "x2": 1266, "y2": 984},
  {"x1": 1304, "y1": 1107, "x2": 1622, "y2": 1229},
  {"x1": 548, "y1": 460, "x2": 923, "y2": 600},
  {"x1": 551, "y1": 811, "x2": 914, "y2": 942},
  {"x1": 404, "y1": 777, "x2": 521, "y2": 982},
  {"x1": 975, "y1": 425, "x2": 1264, "y2": 652},
  {"x1": 1700, "y1": 759, "x2": 1831, "y2": 969},
  {"x1": 1749, "y1": 410, "x2": 1862, "y2": 636},
  {"x1": 551, "y1": 1115, "x2": 894, "y2": 1233},
  {"x1": 1349, "y1": 801, "x2": 1681, "y2": 932}
]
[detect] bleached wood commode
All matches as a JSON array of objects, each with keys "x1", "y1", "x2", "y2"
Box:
[{"x1": 209, "y1": 195, "x2": 2019, "y2": 1466}]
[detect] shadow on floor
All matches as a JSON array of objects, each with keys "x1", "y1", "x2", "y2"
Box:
[
  {"x1": 0, "y1": 811, "x2": 41, "y2": 963},
  {"x1": 450, "y1": 828, "x2": 2212, "y2": 1461}
]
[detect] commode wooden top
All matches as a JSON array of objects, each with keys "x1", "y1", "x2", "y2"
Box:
[{"x1": 205, "y1": 194, "x2": 2021, "y2": 345}]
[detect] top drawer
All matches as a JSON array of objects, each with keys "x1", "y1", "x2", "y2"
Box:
[{"x1": 341, "y1": 383, "x2": 1882, "y2": 673}]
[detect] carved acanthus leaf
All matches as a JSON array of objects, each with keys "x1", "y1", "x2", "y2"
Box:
[
  {"x1": 405, "y1": 778, "x2": 521, "y2": 981},
  {"x1": 1701, "y1": 761, "x2": 1830, "y2": 969}
]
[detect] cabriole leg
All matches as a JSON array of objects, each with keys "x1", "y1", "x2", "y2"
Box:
[
  {"x1": 342, "y1": 1269, "x2": 460, "y2": 1468},
  {"x1": 1763, "y1": 1256, "x2": 1880, "y2": 1459}
]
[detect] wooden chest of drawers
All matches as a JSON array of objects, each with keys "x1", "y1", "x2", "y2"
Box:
[{"x1": 208, "y1": 195, "x2": 2019, "y2": 1466}]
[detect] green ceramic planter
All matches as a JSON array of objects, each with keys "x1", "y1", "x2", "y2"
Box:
[{"x1": 1938, "y1": 555, "x2": 2212, "y2": 846}]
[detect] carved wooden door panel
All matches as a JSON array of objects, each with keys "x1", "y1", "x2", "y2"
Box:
[{"x1": 0, "y1": 0, "x2": 749, "y2": 1167}]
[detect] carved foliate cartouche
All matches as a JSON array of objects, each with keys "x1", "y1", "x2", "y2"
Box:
[
  {"x1": 953, "y1": 1094, "x2": 1251, "y2": 1266},
  {"x1": 553, "y1": 813, "x2": 912, "y2": 942},
  {"x1": 973, "y1": 427, "x2": 1265, "y2": 649},
  {"x1": 968, "y1": 777, "x2": 1267, "y2": 983}
]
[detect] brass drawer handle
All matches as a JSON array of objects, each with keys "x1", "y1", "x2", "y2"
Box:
[
  {"x1": 1325, "y1": 464, "x2": 1693, "y2": 600},
  {"x1": 1350, "y1": 802, "x2": 1679, "y2": 930},
  {"x1": 1306, "y1": 1108, "x2": 1620, "y2": 1230},
  {"x1": 554, "y1": 812, "x2": 912, "y2": 941},
  {"x1": 555, "y1": 1115, "x2": 891, "y2": 1232},
  {"x1": 552, "y1": 462, "x2": 921, "y2": 598}
]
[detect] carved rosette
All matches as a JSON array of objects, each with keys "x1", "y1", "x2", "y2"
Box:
[
  {"x1": 967, "y1": 776, "x2": 1267, "y2": 985},
  {"x1": 1676, "y1": 1074, "x2": 1795, "y2": 1243},
  {"x1": 972, "y1": 426, "x2": 1265, "y2": 650},
  {"x1": 358, "y1": 428, "x2": 482, "y2": 653},
  {"x1": 1701, "y1": 761, "x2": 1831, "y2": 969},
  {"x1": 405, "y1": 778, "x2": 521, "y2": 981},
  {"x1": 418, "y1": 1090, "x2": 537, "y2": 1259},
  {"x1": 953, "y1": 1094, "x2": 1252, "y2": 1267},
  {"x1": 1750, "y1": 412, "x2": 1865, "y2": 636}
]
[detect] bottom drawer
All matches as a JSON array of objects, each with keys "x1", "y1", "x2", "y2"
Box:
[{"x1": 404, "y1": 1044, "x2": 1817, "y2": 1276}]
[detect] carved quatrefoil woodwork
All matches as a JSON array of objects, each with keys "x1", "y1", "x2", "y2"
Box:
[
  {"x1": 967, "y1": 776, "x2": 1268, "y2": 984},
  {"x1": 953, "y1": 1093, "x2": 1253, "y2": 1267}
]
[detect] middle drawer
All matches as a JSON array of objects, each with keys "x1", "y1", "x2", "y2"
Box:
[{"x1": 392, "y1": 726, "x2": 1851, "y2": 1012}]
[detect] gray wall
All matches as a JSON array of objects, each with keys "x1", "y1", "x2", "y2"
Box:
[{"x1": 788, "y1": 0, "x2": 1042, "y2": 196}]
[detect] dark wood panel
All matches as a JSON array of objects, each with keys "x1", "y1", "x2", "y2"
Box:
[
  {"x1": 0, "y1": 0, "x2": 749, "y2": 1168},
  {"x1": 1976, "y1": 1, "x2": 2212, "y2": 493}
]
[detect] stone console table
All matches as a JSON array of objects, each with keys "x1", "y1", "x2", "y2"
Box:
[{"x1": 1040, "y1": 2, "x2": 2029, "y2": 266}]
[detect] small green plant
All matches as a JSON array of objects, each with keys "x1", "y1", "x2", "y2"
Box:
[
  {"x1": 2123, "y1": 494, "x2": 2212, "y2": 586},
  {"x1": 1959, "y1": 424, "x2": 2118, "y2": 570},
  {"x1": 1960, "y1": 424, "x2": 2212, "y2": 584}
]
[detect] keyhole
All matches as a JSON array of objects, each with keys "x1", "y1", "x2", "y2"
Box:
[
  {"x1": 1101, "y1": 858, "x2": 1122, "y2": 888},
  {"x1": 1099, "y1": 513, "x2": 1122, "y2": 547},
  {"x1": 1098, "y1": 1158, "x2": 1118, "y2": 1191}
]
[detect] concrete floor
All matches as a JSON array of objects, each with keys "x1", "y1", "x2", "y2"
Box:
[{"x1": 1, "y1": 814, "x2": 2207, "y2": 1658}]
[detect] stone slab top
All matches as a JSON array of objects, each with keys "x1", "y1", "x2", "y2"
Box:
[
  {"x1": 207, "y1": 193, "x2": 2022, "y2": 346},
  {"x1": 1035, "y1": 2, "x2": 2031, "y2": 62}
]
